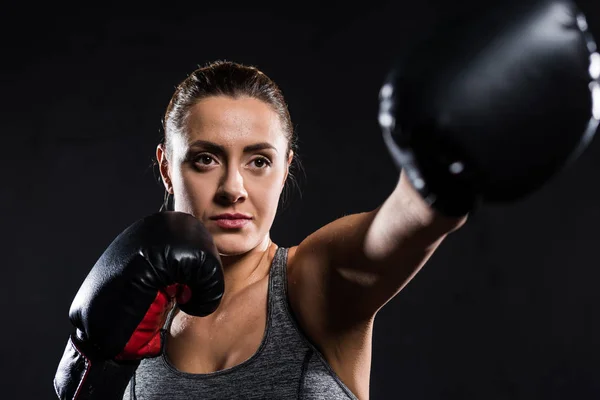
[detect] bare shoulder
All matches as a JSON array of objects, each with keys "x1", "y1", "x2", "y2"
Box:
[{"x1": 285, "y1": 211, "x2": 378, "y2": 333}]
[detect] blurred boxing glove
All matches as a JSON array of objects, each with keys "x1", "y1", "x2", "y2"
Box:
[
  {"x1": 379, "y1": 0, "x2": 599, "y2": 216},
  {"x1": 53, "y1": 211, "x2": 224, "y2": 399}
]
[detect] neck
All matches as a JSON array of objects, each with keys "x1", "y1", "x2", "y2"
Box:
[{"x1": 219, "y1": 235, "x2": 273, "y2": 299}]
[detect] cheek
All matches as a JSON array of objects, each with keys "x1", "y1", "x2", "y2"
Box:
[
  {"x1": 250, "y1": 175, "x2": 284, "y2": 215},
  {"x1": 174, "y1": 169, "x2": 216, "y2": 210}
]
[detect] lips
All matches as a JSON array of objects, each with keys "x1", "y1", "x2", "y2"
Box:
[
  {"x1": 209, "y1": 213, "x2": 252, "y2": 229},
  {"x1": 210, "y1": 213, "x2": 252, "y2": 220}
]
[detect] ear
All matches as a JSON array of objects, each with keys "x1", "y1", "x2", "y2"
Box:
[
  {"x1": 282, "y1": 150, "x2": 294, "y2": 188},
  {"x1": 156, "y1": 143, "x2": 174, "y2": 194}
]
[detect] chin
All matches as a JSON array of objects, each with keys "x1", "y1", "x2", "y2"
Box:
[{"x1": 212, "y1": 234, "x2": 256, "y2": 256}]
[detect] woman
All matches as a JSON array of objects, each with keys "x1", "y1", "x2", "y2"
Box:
[
  {"x1": 121, "y1": 60, "x2": 465, "y2": 399},
  {"x1": 55, "y1": 3, "x2": 597, "y2": 396}
]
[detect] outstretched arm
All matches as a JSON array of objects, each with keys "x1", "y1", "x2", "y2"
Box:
[
  {"x1": 289, "y1": 0, "x2": 594, "y2": 337},
  {"x1": 288, "y1": 170, "x2": 466, "y2": 330}
]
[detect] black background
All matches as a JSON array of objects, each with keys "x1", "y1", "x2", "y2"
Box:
[{"x1": 2, "y1": 1, "x2": 600, "y2": 398}]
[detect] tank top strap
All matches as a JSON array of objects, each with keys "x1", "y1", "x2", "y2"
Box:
[
  {"x1": 269, "y1": 246, "x2": 289, "y2": 302},
  {"x1": 269, "y1": 246, "x2": 300, "y2": 330}
]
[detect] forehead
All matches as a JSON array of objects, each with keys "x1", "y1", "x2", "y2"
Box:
[{"x1": 181, "y1": 96, "x2": 285, "y2": 148}]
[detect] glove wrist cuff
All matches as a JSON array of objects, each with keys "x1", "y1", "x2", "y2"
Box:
[{"x1": 53, "y1": 334, "x2": 140, "y2": 400}]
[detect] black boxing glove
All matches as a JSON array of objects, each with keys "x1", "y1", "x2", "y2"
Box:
[
  {"x1": 53, "y1": 211, "x2": 224, "y2": 399},
  {"x1": 379, "y1": 0, "x2": 599, "y2": 217}
]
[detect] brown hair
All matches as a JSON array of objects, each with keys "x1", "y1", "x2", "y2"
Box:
[{"x1": 158, "y1": 60, "x2": 303, "y2": 211}]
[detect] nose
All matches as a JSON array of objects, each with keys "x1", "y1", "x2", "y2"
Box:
[{"x1": 215, "y1": 165, "x2": 247, "y2": 205}]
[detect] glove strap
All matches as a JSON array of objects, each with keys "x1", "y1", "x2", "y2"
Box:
[{"x1": 54, "y1": 334, "x2": 140, "y2": 400}]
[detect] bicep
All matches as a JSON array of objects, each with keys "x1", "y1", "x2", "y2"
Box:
[
  {"x1": 287, "y1": 211, "x2": 413, "y2": 335},
  {"x1": 288, "y1": 198, "x2": 457, "y2": 334}
]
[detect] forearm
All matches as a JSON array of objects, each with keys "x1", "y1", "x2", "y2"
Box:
[{"x1": 363, "y1": 170, "x2": 467, "y2": 263}]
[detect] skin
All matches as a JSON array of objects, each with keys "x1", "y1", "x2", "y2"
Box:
[{"x1": 158, "y1": 95, "x2": 467, "y2": 399}]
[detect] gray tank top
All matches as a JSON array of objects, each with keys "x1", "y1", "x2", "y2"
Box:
[{"x1": 123, "y1": 247, "x2": 360, "y2": 399}]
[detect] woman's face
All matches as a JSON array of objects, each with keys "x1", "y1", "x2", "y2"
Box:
[{"x1": 158, "y1": 96, "x2": 292, "y2": 256}]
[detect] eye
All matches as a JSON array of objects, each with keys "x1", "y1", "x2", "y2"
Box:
[
  {"x1": 198, "y1": 155, "x2": 214, "y2": 164},
  {"x1": 250, "y1": 156, "x2": 272, "y2": 169},
  {"x1": 193, "y1": 154, "x2": 218, "y2": 169}
]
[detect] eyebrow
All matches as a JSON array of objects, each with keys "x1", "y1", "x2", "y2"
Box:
[{"x1": 188, "y1": 140, "x2": 278, "y2": 155}]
